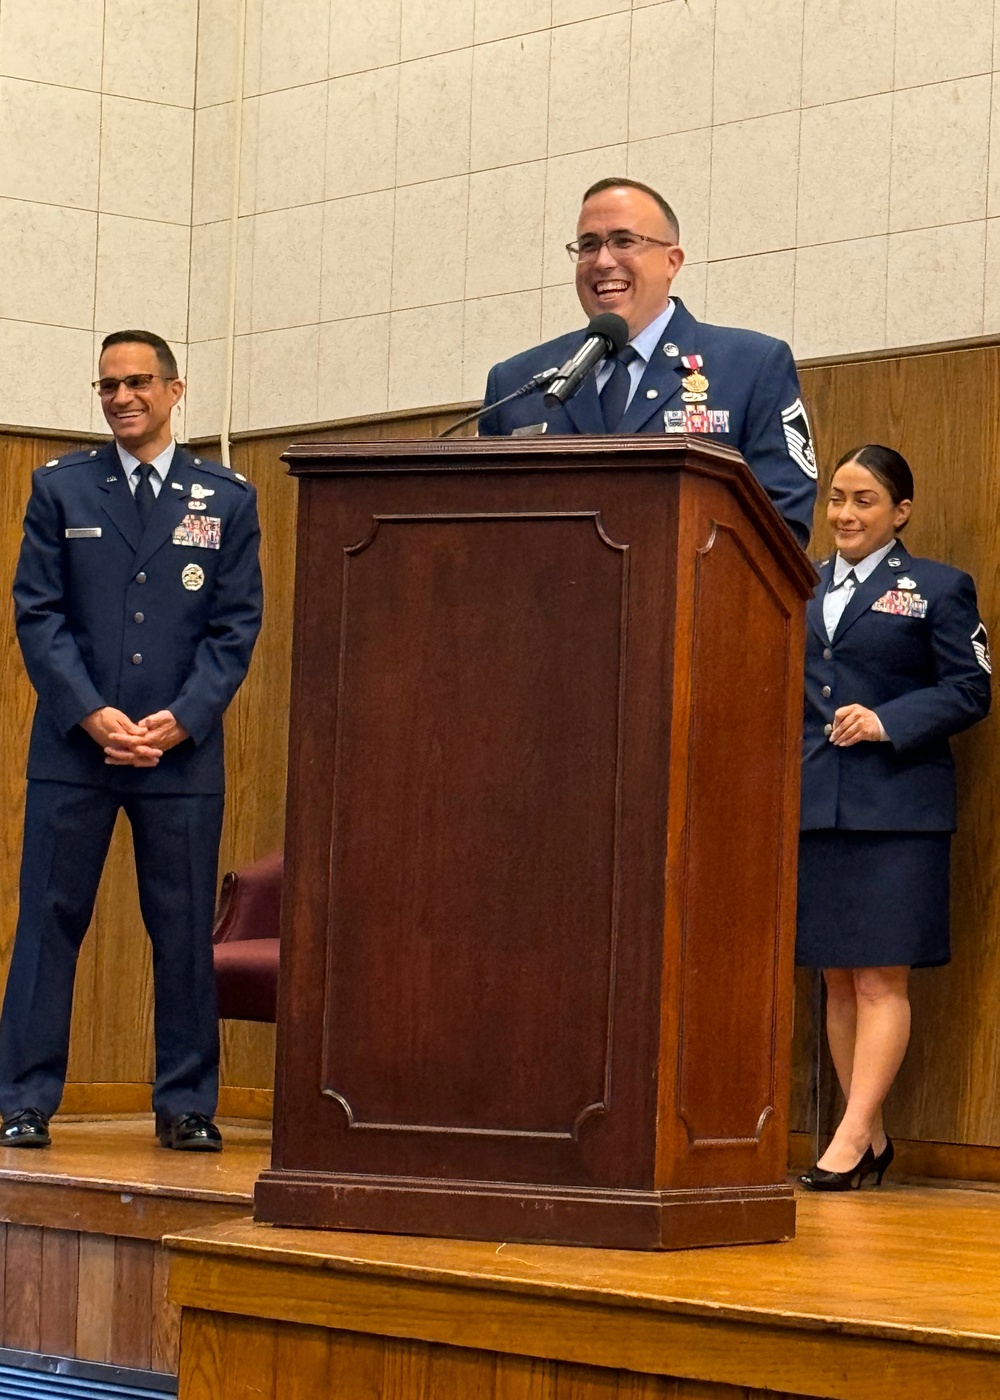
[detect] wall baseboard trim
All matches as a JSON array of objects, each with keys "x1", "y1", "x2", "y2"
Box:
[
  {"x1": 218, "y1": 1086, "x2": 273, "y2": 1120},
  {"x1": 789, "y1": 1131, "x2": 1000, "y2": 1185},
  {"x1": 57, "y1": 1083, "x2": 272, "y2": 1121},
  {"x1": 0, "y1": 425, "x2": 106, "y2": 444}
]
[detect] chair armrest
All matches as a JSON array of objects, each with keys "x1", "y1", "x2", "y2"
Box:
[{"x1": 212, "y1": 850, "x2": 283, "y2": 945}]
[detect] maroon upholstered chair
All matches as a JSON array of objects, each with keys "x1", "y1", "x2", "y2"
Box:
[{"x1": 212, "y1": 850, "x2": 283, "y2": 1023}]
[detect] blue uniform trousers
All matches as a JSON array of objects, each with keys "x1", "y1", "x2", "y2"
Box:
[{"x1": 0, "y1": 780, "x2": 224, "y2": 1120}]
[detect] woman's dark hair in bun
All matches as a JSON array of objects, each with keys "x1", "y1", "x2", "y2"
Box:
[{"x1": 834, "y1": 444, "x2": 914, "y2": 506}]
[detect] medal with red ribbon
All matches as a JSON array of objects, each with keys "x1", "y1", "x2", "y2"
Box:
[{"x1": 680, "y1": 353, "x2": 709, "y2": 402}]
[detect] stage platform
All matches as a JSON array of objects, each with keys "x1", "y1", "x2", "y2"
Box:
[
  {"x1": 167, "y1": 1179, "x2": 1000, "y2": 1400},
  {"x1": 0, "y1": 1118, "x2": 269, "y2": 1386},
  {"x1": 0, "y1": 1121, "x2": 999, "y2": 1398}
]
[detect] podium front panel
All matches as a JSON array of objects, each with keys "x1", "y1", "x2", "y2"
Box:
[{"x1": 258, "y1": 438, "x2": 814, "y2": 1248}]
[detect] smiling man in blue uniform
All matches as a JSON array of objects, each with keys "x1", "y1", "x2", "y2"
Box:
[
  {"x1": 479, "y1": 177, "x2": 817, "y2": 548},
  {"x1": 0, "y1": 330, "x2": 263, "y2": 1152}
]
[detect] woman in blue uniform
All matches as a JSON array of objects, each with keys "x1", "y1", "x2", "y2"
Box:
[{"x1": 797, "y1": 444, "x2": 991, "y2": 1191}]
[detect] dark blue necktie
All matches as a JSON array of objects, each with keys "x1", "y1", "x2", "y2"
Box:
[
  {"x1": 134, "y1": 463, "x2": 156, "y2": 528},
  {"x1": 599, "y1": 345, "x2": 638, "y2": 431},
  {"x1": 829, "y1": 567, "x2": 858, "y2": 593}
]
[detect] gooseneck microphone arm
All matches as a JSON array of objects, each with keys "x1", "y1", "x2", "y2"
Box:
[
  {"x1": 437, "y1": 312, "x2": 630, "y2": 438},
  {"x1": 437, "y1": 367, "x2": 560, "y2": 439}
]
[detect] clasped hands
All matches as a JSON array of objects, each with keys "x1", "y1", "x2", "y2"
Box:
[
  {"x1": 81, "y1": 707, "x2": 190, "y2": 767},
  {"x1": 829, "y1": 704, "x2": 882, "y2": 746}
]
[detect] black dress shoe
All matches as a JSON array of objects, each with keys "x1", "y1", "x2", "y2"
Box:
[
  {"x1": 798, "y1": 1144, "x2": 876, "y2": 1192},
  {"x1": 156, "y1": 1112, "x2": 223, "y2": 1152},
  {"x1": 1, "y1": 1108, "x2": 51, "y2": 1148}
]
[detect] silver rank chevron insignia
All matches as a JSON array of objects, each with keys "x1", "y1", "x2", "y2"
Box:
[
  {"x1": 972, "y1": 622, "x2": 992, "y2": 674},
  {"x1": 781, "y1": 397, "x2": 817, "y2": 478}
]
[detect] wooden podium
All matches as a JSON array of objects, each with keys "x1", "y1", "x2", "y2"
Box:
[{"x1": 254, "y1": 436, "x2": 815, "y2": 1250}]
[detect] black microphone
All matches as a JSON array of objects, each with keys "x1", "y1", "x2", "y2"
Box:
[{"x1": 543, "y1": 313, "x2": 629, "y2": 407}]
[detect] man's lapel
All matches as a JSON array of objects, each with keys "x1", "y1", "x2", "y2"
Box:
[
  {"x1": 561, "y1": 338, "x2": 606, "y2": 434},
  {"x1": 132, "y1": 446, "x2": 197, "y2": 570},
  {"x1": 617, "y1": 298, "x2": 698, "y2": 434},
  {"x1": 95, "y1": 443, "x2": 141, "y2": 551}
]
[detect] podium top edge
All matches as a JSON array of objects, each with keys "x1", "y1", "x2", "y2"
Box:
[{"x1": 280, "y1": 435, "x2": 745, "y2": 470}]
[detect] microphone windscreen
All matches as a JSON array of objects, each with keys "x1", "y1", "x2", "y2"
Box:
[{"x1": 587, "y1": 313, "x2": 629, "y2": 355}]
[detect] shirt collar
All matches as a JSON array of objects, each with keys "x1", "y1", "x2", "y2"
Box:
[
  {"x1": 833, "y1": 539, "x2": 895, "y2": 584},
  {"x1": 116, "y1": 439, "x2": 176, "y2": 483},
  {"x1": 628, "y1": 300, "x2": 675, "y2": 365}
]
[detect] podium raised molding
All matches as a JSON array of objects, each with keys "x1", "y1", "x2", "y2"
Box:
[{"x1": 254, "y1": 436, "x2": 815, "y2": 1250}]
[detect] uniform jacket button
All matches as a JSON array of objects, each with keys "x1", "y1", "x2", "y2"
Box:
[
  {"x1": 821, "y1": 685, "x2": 831, "y2": 698},
  {"x1": 823, "y1": 722, "x2": 833, "y2": 736},
  {"x1": 134, "y1": 612, "x2": 144, "y2": 623},
  {"x1": 136, "y1": 572, "x2": 147, "y2": 584},
  {"x1": 822, "y1": 647, "x2": 832, "y2": 660},
  {"x1": 131, "y1": 653, "x2": 142, "y2": 665}
]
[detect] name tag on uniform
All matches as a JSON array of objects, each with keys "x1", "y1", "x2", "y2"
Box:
[
  {"x1": 172, "y1": 514, "x2": 221, "y2": 550},
  {"x1": 872, "y1": 590, "x2": 928, "y2": 618},
  {"x1": 511, "y1": 421, "x2": 548, "y2": 437},
  {"x1": 65, "y1": 527, "x2": 102, "y2": 538}
]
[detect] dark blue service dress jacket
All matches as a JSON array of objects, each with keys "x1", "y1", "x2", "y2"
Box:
[
  {"x1": 479, "y1": 297, "x2": 817, "y2": 547},
  {"x1": 13, "y1": 441, "x2": 263, "y2": 795},
  {"x1": 801, "y1": 541, "x2": 991, "y2": 832}
]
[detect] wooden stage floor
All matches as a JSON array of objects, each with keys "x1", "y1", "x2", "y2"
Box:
[{"x1": 0, "y1": 1117, "x2": 271, "y2": 1237}]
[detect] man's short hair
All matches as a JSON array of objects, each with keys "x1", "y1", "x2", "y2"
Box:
[
  {"x1": 100, "y1": 330, "x2": 179, "y2": 379},
  {"x1": 581, "y1": 177, "x2": 680, "y2": 243}
]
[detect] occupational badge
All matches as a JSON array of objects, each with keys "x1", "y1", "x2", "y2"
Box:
[
  {"x1": 972, "y1": 622, "x2": 992, "y2": 674},
  {"x1": 182, "y1": 563, "x2": 205, "y2": 591},
  {"x1": 190, "y1": 482, "x2": 215, "y2": 499},
  {"x1": 896, "y1": 576, "x2": 917, "y2": 590},
  {"x1": 187, "y1": 499, "x2": 207, "y2": 510}
]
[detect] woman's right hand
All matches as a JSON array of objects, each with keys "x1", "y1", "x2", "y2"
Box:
[{"x1": 830, "y1": 704, "x2": 883, "y2": 746}]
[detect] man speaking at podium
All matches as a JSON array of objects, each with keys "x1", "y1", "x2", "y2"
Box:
[
  {"x1": 479, "y1": 178, "x2": 817, "y2": 547},
  {"x1": 0, "y1": 330, "x2": 262, "y2": 1153}
]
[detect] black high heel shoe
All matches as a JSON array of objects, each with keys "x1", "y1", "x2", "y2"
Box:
[
  {"x1": 871, "y1": 1136, "x2": 894, "y2": 1185},
  {"x1": 798, "y1": 1144, "x2": 876, "y2": 1192}
]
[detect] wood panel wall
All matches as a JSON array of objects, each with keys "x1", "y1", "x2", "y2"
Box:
[
  {"x1": 3, "y1": 344, "x2": 1000, "y2": 1166},
  {"x1": 796, "y1": 345, "x2": 1000, "y2": 1160},
  {"x1": 0, "y1": 412, "x2": 457, "y2": 1119},
  {"x1": 0, "y1": 1222, "x2": 178, "y2": 1373}
]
